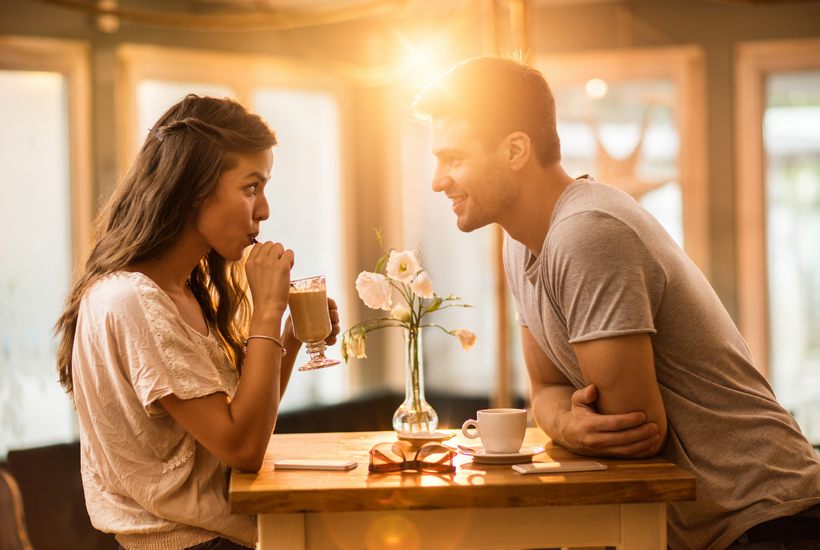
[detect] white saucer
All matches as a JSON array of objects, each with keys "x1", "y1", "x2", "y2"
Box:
[
  {"x1": 457, "y1": 445, "x2": 545, "y2": 465},
  {"x1": 396, "y1": 431, "x2": 455, "y2": 445}
]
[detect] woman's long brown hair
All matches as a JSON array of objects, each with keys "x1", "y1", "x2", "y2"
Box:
[{"x1": 55, "y1": 94, "x2": 277, "y2": 392}]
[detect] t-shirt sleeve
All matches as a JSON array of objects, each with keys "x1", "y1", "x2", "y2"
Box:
[
  {"x1": 546, "y1": 210, "x2": 666, "y2": 344},
  {"x1": 104, "y1": 279, "x2": 233, "y2": 416}
]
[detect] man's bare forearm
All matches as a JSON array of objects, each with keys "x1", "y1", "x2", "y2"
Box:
[{"x1": 530, "y1": 383, "x2": 575, "y2": 447}]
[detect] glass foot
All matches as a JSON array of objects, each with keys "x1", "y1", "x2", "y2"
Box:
[{"x1": 297, "y1": 356, "x2": 341, "y2": 371}]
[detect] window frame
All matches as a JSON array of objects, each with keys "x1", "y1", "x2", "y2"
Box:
[
  {"x1": 0, "y1": 35, "x2": 93, "y2": 270},
  {"x1": 534, "y1": 46, "x2": 710, "y2": 277},
  {"x1": 0, "y1": 35, "x2": 92, "y2": 452},
  {"x1": 735, "y1": 38, "x2": 820, "y2": 376}
]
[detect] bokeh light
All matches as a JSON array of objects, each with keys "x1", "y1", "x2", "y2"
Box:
[{"x1": 585, "y1": 77, "x2": 608, "y2": 99}]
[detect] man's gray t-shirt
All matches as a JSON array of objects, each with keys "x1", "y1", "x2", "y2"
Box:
[{"x1": 504, "y1": 178, "x2": 820, "y2": 550}]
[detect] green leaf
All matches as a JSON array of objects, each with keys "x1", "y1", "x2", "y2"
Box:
[
  {"x1": 374, "y1": 253, "x2": 389, "y2": 274},
  {"x1": 425, "y1": 297, "x2": 443, "y2": 314},
  {"x1": 340, "y1": 334, "x2": 349, "y2": 362}
]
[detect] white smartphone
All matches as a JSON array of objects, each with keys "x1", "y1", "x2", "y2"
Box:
[
  {"x1": 512, "y1": 461, "x2": 607, "y2": 475},
  {"x1": 273, "y1": 459, "x2": 358, "y2": 471}
]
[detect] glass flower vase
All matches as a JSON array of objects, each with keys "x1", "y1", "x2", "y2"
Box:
[{"x1": 392, "y1": 327, "x2": 438, "y2": 434}]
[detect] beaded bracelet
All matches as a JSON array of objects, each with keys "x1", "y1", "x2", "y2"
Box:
[{"x1": 243, "y1": 335, "x2": 287, "y2": 355}]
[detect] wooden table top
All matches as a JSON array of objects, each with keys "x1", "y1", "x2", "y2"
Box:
[{"x1": 229, "y1": 428, "x2": 696, "y2": 515}]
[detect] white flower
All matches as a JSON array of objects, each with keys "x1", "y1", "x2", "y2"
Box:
[
  {"x1": 355, "y1": 271, "x2": 392, "y2": 310},
  {"x1": 386, "y1": 249, "x2": 421, "y2": 283},
  {"x1": 410, "y1": 271, "x2": 434, "y2": 298},
  {"x1": 390, "y1": 303, "x2": 411, "y2": 322},
  {"x1": 453, "y1": 329, "x2": 477, "y2": 351},
  {"x1": 345, "y1": 333, "x2": 367, "y2": 359}
]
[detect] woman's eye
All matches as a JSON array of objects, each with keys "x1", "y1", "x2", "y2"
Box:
[{"x1": 246, "y1": 184, "x2": 258, "y2": 195}]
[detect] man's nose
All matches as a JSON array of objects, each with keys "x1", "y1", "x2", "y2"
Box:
[{"x1": 432, "y1": 169, "x2": 450, "y2": 193}]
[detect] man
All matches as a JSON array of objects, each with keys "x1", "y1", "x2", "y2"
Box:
[{"x1": 414, "y1": 56, "x2": 820, "y2": 550}]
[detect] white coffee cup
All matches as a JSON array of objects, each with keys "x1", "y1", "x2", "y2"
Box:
[{"x1": 461, "y1": 408, "x2": 527, "y2": 454}]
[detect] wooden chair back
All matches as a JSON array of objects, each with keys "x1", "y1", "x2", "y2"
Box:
[{"x1": 0, "y1": 468, "x2": 34, "y2": 550}]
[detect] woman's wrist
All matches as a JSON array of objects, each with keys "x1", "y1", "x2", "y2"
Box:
[
  {"x1": 244, "y1": 334, "x2": 287, "y2": 355},
  {"x1": 250, "y1": 312, "x2": 284, "y2": 337}
]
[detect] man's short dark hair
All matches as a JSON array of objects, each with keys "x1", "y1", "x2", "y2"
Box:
[{"x1": 413, "y1": 56, "x2": 561, "y2": 167}]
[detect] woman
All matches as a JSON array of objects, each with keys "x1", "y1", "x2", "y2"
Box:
[{"x1": 54, "y1": 94, "x2": 340, "y2": 550}]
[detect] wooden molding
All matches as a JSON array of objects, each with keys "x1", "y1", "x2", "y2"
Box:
[
  {"x1": 734, "y1": 38, "x2": 820, "y2": 376},
  {"x1": 0, "y1": 35, "x2": 93, "y2": 279}
]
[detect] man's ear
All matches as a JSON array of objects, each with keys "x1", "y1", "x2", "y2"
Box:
[{"x1": 504, "y1": 132, "x2": 531, "y2": 171}]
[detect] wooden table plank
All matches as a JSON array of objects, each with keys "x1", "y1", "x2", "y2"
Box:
[{"x1": 230, "y1": 428, "x2": 695, "y2": 515}]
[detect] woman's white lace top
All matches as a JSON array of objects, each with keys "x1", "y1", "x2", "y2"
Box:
[{"x1": 71, "y1": 272, "x2": 256, "y2": 550}]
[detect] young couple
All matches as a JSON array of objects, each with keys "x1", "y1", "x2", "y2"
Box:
[{"x1": 59, "y1": 58, "x2": 820, "y2": 550}]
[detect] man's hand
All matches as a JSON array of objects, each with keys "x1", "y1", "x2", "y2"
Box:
[{"x1": 558, "y1": 384, "x2": 660, "y2": 458}]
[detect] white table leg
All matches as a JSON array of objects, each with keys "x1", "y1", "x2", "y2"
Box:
[
  {"x1": 619, "y1": 503, "x2": 667, "y2": 550},
  {"x1": 258, "y1": 513, "x2": 305, "y2": 550}
]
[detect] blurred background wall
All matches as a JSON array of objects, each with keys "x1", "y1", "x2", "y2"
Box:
[{"x1": 1, "y1": 0, "x2": 819, "y2": 459}]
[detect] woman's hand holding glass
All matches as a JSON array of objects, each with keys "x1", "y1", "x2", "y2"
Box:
[
  {"x1": 245, "y1": 241, "x2": 294, "y2": 336},
  {"x1": 288, "y1": 275, "x2": 341, "y2": 370},
  {"x1": 280, "y1": 298, "x2": 340, "y2": 357},
  {"x1": 325, "y1": 297, "x2": 341, "y2": 345}
]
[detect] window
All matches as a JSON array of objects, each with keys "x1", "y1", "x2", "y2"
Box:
[
  {"x1": 554, "y1": 79, "x2": 683, "y2": 246},
  {"x1": 737, "y1": 39, "x2": 820, "y2": 443},
  {"x1": 118, "y1": 45, "x2": 350, "y2": 411},
  {"x1": 400, "y1": 119, "x2": 501, "y2": 397},
  {"x1": 535, "y1": 47, "x2": 709, "y2": 274},
  {"x1": 0, "y1": 36, "x2": 91, "y2": 457}
]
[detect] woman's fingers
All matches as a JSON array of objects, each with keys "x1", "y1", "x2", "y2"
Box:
[
  {"x1": 280, "y1": 248, "x2": 294, "y2": 268},
  {"x1": 245, "y1": 241, "x2": 293, "y2": 319},
  {"x1": 327, "y1": 298, "x2": 339, "y2": 324},
  {"x1": 249, "y1": 241, "x2": 289, "y2": 265},
  {"x1": 325, "y1": 297, "x2": 340, "y2": 345}
]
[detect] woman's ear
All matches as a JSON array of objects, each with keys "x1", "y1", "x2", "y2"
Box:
[
  {"x1": 191, "y1": 193, "x2": 206, "y2": 211},
  {"x1": 504, "y1": 132, "x2": 531, "y2": 171}
]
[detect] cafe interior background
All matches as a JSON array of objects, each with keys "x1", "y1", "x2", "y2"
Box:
[{"x1": 0, "y1": 0, "x2": 819, "y2": 543}]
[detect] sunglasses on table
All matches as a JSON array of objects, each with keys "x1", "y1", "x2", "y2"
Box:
[{"x1": 368, "y1": 441, "x2": 456, "y2": 474}]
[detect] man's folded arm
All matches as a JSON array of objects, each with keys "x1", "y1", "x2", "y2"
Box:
[
  {"x1": 522, "y1": 326, "x2": 662, "y2": 458},
  {"x1": 572, "y1": 332, "x2": 667, "y2": 457}
]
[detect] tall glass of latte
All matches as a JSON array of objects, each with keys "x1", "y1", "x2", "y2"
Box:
[{"x1": 288, "y1": 275, "x2": 340, "y2": 371}]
